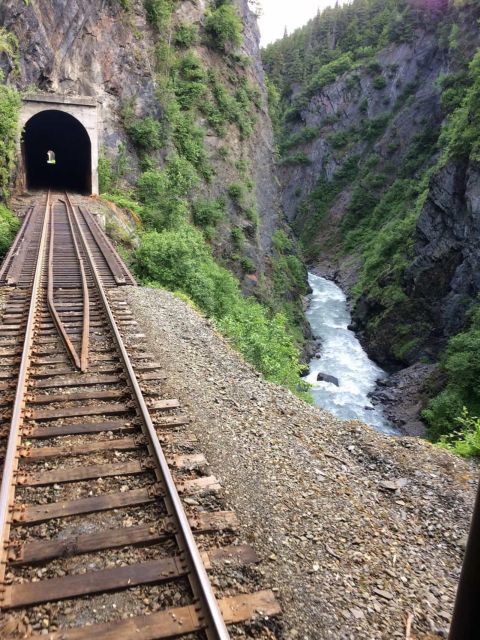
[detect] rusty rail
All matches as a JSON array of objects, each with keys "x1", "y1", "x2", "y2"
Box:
[
  {"x1": 66, "y1": 191, "x2": 230, "y2": 639},
  {"x1": 0, "y1": 191, "x2": 50, "y2": 588},
  {"x1": 0, "y1": 191, "x2": 279, "y2": 638},
  {"x1": 46, "y1": 199, "x2": 90, "y2": 371}
]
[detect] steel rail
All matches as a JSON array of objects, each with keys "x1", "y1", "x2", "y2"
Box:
[
  {"x1": 0, "y1": 204, "x2": 35, "y2": 284},
  {"x1": 66, "y1": 191, "x2": 230, "y2": 640},
  {"x1": 77, "y1": 205, "x2": 137, "y2": 286},
  {"x1": 64, "y1": 198, "x2": 90, "y2": 370},
  {"x1": 0, "y1": 191, "x2": 50, "y2": 595},
  {"x1": 46, "y1": 199, "x2": 90, "y2": 371}
]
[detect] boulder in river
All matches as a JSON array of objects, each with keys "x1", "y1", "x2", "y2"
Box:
[{"x1": 317, "y1": 372, "x2": 340, "y2": 386}]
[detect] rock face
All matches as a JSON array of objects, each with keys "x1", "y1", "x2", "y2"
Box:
[
  {"x1": 0, "y1": 0, "x2": 282, "y2": 283},
  {"x1": 280, "y1": 31, "x2": 443, "y2": 230},
  {"x1": 406, "y1": 162, "x2": 480, "y2": 342}
]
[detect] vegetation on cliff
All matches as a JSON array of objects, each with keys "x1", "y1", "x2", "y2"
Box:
[
  {"x1": 100, "y1": 0, "x2": 309, "y2": 397},
  {"x1": 0, "y1": 27, "x2": 21, "y2": 251},
  {"x1": 263, "y1": 0, "x2": 480, "y2": 447}
]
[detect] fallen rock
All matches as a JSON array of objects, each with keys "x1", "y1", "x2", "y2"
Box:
[{"x1": 317, "y1": 372, "x2": 340, "y2": 386}]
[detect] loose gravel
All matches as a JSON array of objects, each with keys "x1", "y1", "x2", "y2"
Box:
[{"x1": 126, "y1": 286, "x2": 476, "y2": 640}]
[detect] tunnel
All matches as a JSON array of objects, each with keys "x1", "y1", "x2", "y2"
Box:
[{"x1": 23, "y1": 110, "x2": 92, "y2": 194}]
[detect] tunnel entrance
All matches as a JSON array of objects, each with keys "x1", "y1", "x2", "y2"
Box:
[{"x1": 23, "y1": 110, "x2": 92, "y2": 194}]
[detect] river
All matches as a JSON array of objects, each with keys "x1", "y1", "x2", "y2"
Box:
[{"x1": 303, "y1": 272, "x2": 395, "y2": 434}]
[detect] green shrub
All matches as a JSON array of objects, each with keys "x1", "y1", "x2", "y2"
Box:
[
  {"x1": 424, "y1": 305, "x2": 480, "y2": 441},
  {"x1": 0, "y1": 81, "x2": 20, "y2": 200},
  {"x1": 359, "y1": 98, "x2": 368, "y2": 114},
  {"x1": 98, "y1": 154, "x2": 113, "y2": 194},
  {"x1": 438, "y1": 409, "x2": 480, "y2": 457},
  {"x1": 367, "y1": 60, "x2": 382, "y2": 74},
  {"x1": 0, "y1": 204, "x2": 19, "y2": 258},
  {"x1": 134, "y1": 224, "x2": 307, "y2": 397},
  {"x1": 328, "y1": 131, "x2": 349, "y2": 149},
  {"x1": 373, "y1": 75, "x2": 387, "y2": 90},
  {"x1": 272, "y1": 229, "x2": 293, "y2": 252},
  {"x1": 228, "y1": 183, "x2": 244, "y2": 203},
  {"x1": 137, "y1": 155, "x2": 198, "y2": 230},
  {"x1": 231, "y1": 226, "x2": 244, "y2": 249},
  {"x1": 306, "y1": 54, "x2": 353, "y2": 96},
  {"x1": 171, "y1": 110, "x2": 211, "y2": 178},
  {"x1": 101, "y1": 192, "x2": 143, "y2": 217},
  {"x1": 174, "y1": 22, "x2": 198, "y2": 48},
  {"x1": 361, "y1": 114, "x2": 390, "y2": 141},
  {"x1": 126, "y1": 116, "x2": 163, "y2": 151},
  {"x1": 280, "y1": 152, "x2": 311, "y2": 165},
  {"x1": 280, "y1": 126, "x2": 319, "y2": 152},
  {"x1": 240, "y1": 256, "x2": 256, "y2": 273},
  {"x1": 135, "y1": 225, "x2": 239, "y2": 318},
  {"x1": 205, "y1": 2, "x2": 243, "y2": 52},
  {"x1": 218, "y1": 302, "x2": 309, "y2": 396},
  {"x1": 173, "y1": 52, "x2": 207, "y2": 109},
  {"x1": 192, "y1": 197, "x2": 225, "y2": 227},
  {"x1": 144, "y1": 0, "x2": 175, "y2": 31}
]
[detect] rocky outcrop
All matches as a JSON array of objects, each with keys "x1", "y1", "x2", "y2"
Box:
[
  {"x1": 406, "y1": 161, "x2": 480, "y2": 342},
  {"x1": 280, "y1": 31, "x2": 443, "y2": 230}
]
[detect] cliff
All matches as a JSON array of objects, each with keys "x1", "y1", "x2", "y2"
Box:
[
  {"x1": 263, "y1": 0, "x2": 480, "y2": 433},
  {"x1": 0, "y1": 0, "x2": 298, "y2": 300}
]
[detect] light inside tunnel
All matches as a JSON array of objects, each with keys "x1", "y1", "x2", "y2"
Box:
[{"x1": 23, "y1": 110, "x2": 91, "y2": 194}]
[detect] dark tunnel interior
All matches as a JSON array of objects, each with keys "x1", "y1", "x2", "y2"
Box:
[{"x1": 24, "y1": 110, "x2": 92, "y2": 194}]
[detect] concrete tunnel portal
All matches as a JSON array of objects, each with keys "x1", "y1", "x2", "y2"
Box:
[
  {"x1": 20, "y1": 95, "x2": 99, "y2": 195},
  {"x1": 24, "y1": 110, "x2": 92, "y2": 194}
]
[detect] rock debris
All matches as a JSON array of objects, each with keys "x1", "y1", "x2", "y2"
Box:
[{"x1": 127, "y1": 286, "x2": 478, "y2": 640}]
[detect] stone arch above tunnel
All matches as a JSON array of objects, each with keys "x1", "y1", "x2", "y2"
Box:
[{"x1": 19, "y1": 95, "x2": 98, "y2": 195}]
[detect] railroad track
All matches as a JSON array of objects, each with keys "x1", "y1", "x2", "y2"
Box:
[{"x1": 0, "y1": 192, "x2": 280, "y2": 639}]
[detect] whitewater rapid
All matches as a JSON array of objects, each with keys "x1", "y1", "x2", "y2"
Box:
[{"x1": 303, "y1": 273, "x2": 395, "y2": 434}]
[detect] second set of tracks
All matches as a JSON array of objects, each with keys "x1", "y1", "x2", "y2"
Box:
[{"x1": 0, "y1": 192, "x2": 279, "y2": 639}]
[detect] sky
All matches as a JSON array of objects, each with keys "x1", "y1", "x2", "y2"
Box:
[{"x1": 257, "y1": 0, "x2": 348, "y2": 46}]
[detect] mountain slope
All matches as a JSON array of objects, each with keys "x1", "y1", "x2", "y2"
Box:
[{"x1": 263, "y1": 0, "x2": 480, "y2": 438}]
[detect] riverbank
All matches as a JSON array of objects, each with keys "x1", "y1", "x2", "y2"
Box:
[{"x1": 126, "y1": 285, "x2": 476, "y2": 640}]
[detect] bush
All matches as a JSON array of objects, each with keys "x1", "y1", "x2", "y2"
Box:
[
  {"x1": 228, "y1": 183, "x2": 244, "y2": 203},
  {"x1": 173, "y1": 52, "x2": 207, "y2": 110},
  {"x1": 438, "y1": 409, "x2": 480, "y2": 457},
  {"x1": 171, "y1": 110, "x2": 211, "y2": 178},
  {"x1": 240, "y1": 256, "x2": 256, "y2": 273},
  {"x1": 174, "y1": 22, "x2": 198, "y2": 48},
  {"x1": 137, "y1": 155, "x2": 198, "y2": 230},
  {"x1": 98, "y1": 154, "x2": 113, "y2": 194},
  {"x1": 218, "y1": 302, "x2": 309, "y2": 396},
  {"x1": 205, "y1": 2, "x2": 243, "y2": 52},
  {"x1": 192, "y1": 197, "x2": 225, "y2": 227},
  {"x1": 373, "y1": 75, "x2": 387, "y2": 90},
  {"x1": 361, "y1": 114, "x2": 390, "y2": 141},
  {"x1": 126, "y1": 116, "x2": 163, "y2": 151},
  {"x1": 306, "y1": 54, "x2": 353, "y2": 96},
  {"x1": 280, "y1": 126, "x2": 319, "y2": 152},
  {"x1": 231, "y1": 226, "x2": 244, "y2": 249},
  {"x1": 280, "y1": 153, "x2": 311, "y2": 165},
  {"x1": 0, "y1": 204, "x2": 19, "y2": 258},
  {"x1": 135, "y1": 225, "x2": 239, "y2": 318},
  {"x1": 0, "y1": 81, "x2": 20, "y2": 200},
  {"x1": 144, "y1": 0, "x2": 175, "y2": 31},
  {"x1": 424, "y1": 305, "x2": 480, "y2": 441},
  {"x1": 272, "y1": 229, "x2": 293, "y2": 252}
]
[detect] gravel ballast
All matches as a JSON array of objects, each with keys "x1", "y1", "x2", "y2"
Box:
[{"x1": 126, "y1": 286, "x2": 477, "y2": 640}]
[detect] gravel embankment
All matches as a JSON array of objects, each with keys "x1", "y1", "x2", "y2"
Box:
[{"x1": 126, "y1": 286, "x2": 477, "y2": 640}]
